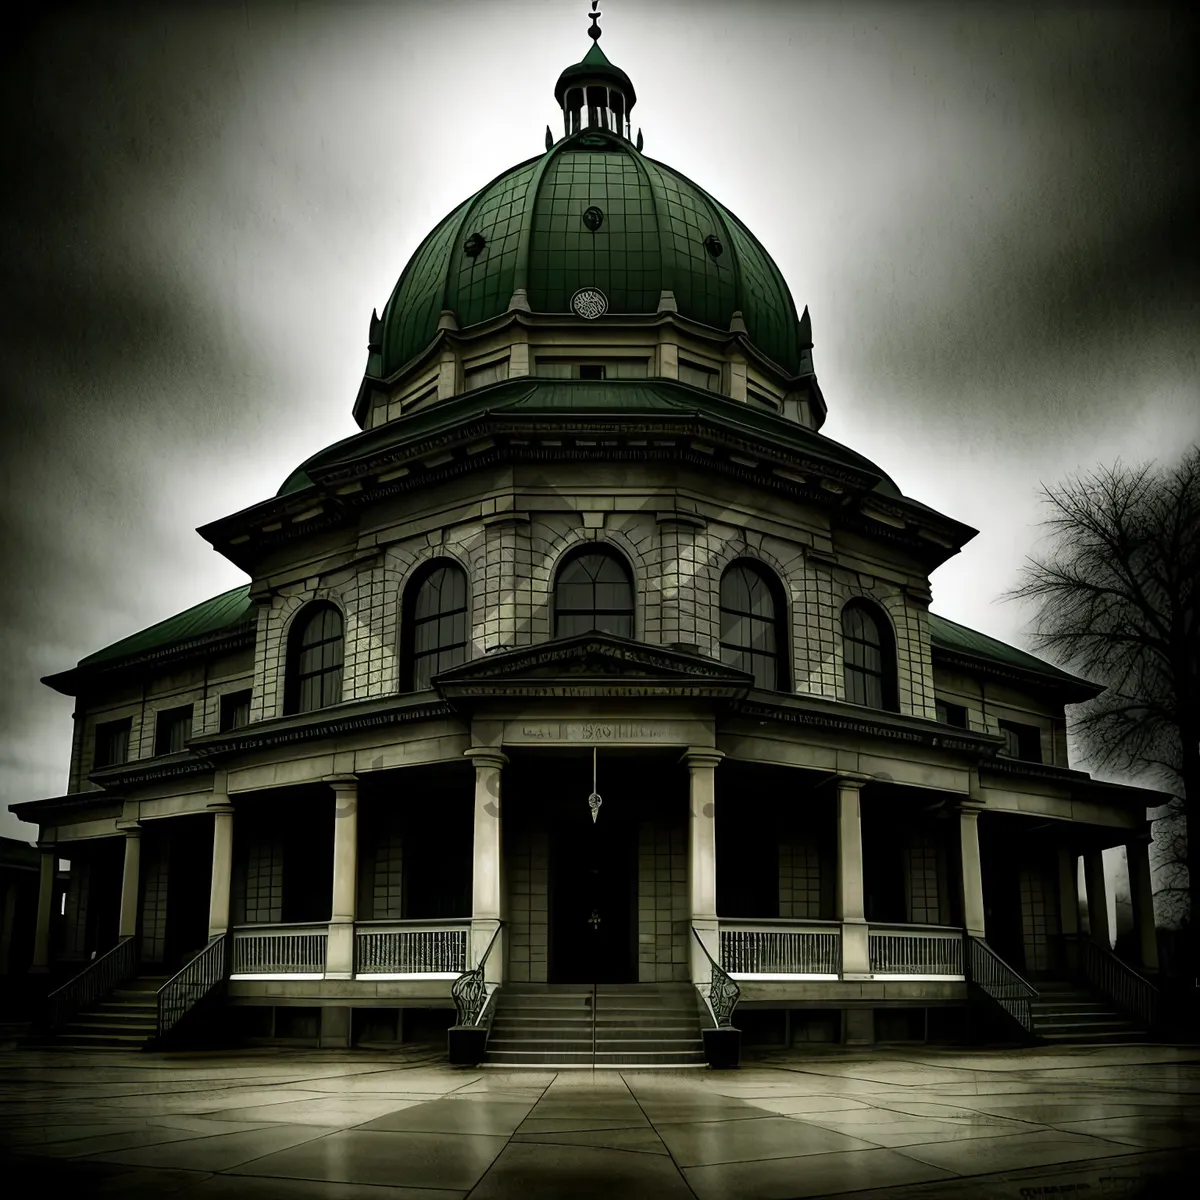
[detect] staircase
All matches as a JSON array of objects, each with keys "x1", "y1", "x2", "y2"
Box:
[
  {"x1": 1029, "y1": 979, "x2": 1149, "y2": 1043},
  {"x1": 51, "y1": 975, "x2": 168, "y2": 1050},
  {"x1": 484, "y1": 982, "x2": 706, "y2": 1067}
]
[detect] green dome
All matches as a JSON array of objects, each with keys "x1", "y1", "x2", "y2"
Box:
[{"x1": 374, "y1": 128, "x2": 807, "y2": 379}]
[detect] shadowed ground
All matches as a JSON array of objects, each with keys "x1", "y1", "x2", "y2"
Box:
[{"x1": 3, "y1": 1041, "x2": 1199, "y2": 1198}]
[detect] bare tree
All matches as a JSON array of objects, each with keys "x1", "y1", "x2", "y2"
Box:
[{"x1": 1009, "y1": 447, "x2": 1200, "y2": 974}]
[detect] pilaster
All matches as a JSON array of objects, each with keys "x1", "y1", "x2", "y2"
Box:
[
  {"x1": 326, "y1": 775, "x2": 359, "y2": 978},
  {"x1": 837, "y1": 773, "x2": 870, "y2": 977}
]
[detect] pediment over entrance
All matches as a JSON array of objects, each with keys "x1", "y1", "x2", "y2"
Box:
[{"x1": 433, "y1": 633, "x2": 752, "y2": 700}]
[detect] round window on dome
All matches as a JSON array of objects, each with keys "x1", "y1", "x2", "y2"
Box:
[
  {"x1": 582, "y1": 206, "x2": 604, "y2": 232},
  {"x1": 463, "y1": 232, "x2": 486, "y2": 258},
  {"x1": 704, "y1": 234, "x2": 724, "y2": 260}
]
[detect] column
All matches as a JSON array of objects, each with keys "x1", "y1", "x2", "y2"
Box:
[
  {"x1": 1084, "y1": 847, "x2": 1110, "y2": 948},
  {"x1": 465, "y1": 748, "x2": 507, "y2": 984},
  {"x1": 837, "y1": 774, "x2": 870, "y2": 976},
  {"x1": 685, "y1": 749, "x2": 724, "y2": 982},
  {"x1": 325, "y1": 776, "x2": 359, "y2": 979},
  {"x1": 207, "y1": 797, "x2": 236, "y2": 939},
  {"x1": 1057, "y1": 846, "x2": 1080, "y2": 970},
  {"x1": 958, "y1": 804, "x2": 986, "y2": 939},
  {"x1": 29, "y1": 841, "x2": 56, "y2": 973},
  {"x1": 1125, "y1": 838, "x2": 1159, "y2": 971},
  {"x1": 117, "y1": 824, "x2": 142, "y2": 940}
]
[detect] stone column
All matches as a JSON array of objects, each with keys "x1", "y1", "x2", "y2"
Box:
[
  {"x1": 837, "y1": 774, "x2": 871, "y2": 977},
  {"x1": 117, "y1": 824, "x2": 142, "y2": 940},
  {"x1": 325, "y1": 776, "x2": 359, "y2": 979},
  {"x1": 1084, "y1": 848, "x2": 1110, "y2": 948},
  {"x1": 465, "y1": 748, "x2": 507, "y2": 984},
  {"x1": 685, "y1": 749, "x2": 724, "y2": 982},
  {"x1": 29, "y1": 841, "x2": 57, "y2": 973},
  {"x1": 1125, "y1": 838, "x2": 1159, "y2": 971},
  {"x1": 207, "y1": 798, "x2": 236, "y2": 940},
  {"x1": 958, "y1": 803, "x2": 986, "y2": 939}
]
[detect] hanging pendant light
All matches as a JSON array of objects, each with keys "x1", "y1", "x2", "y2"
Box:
[{"x1": 588, "y1": 745, "x2": 603, "y2": 823}]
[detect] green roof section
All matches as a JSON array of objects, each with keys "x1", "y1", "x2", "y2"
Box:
[
  {"x1": 374, "y1": 133, "x2": 804, "y2": 384},
  {"x1": 77, "y1": 584, "x2": 254, "y2": 669},
  {"x1": 928, "y1": 612, "x2": 1098, "y2": 692}
]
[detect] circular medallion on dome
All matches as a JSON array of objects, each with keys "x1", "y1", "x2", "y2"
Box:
[{"x1": 570, "y1": 287, "x2": 608, "y2": 320}]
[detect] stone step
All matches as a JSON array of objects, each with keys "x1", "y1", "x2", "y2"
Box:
[
  {"x1": 55, "y1": 1031, "x2": 151, "y2": 1049},
  {"x1": 1038, "y1": 1030, "x2": 1150, "y2": 1043},
  {"x1": 65, "y1": 1015, "x2": 158, "y2": 1031}
]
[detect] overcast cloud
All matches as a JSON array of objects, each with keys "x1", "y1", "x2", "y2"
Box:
[{"x1": 1, "y1": 1, "x2": 1197, "y2": 842}]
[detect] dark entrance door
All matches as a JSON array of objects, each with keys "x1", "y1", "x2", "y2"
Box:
[{"x1": 547, "y1": 759, "x2": 637, "y2": 985}]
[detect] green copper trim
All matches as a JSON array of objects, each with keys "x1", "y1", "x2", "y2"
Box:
[
  {"x1": 627, "y1": 142, "x2": 674, "y2": 303},
  {"x1": 512, "y1": 141, "x2": 567, "y2": 299}
]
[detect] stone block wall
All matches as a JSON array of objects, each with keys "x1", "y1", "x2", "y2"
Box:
[{"x1": 637, "y1": 818, "x2": 689, "y2": 982}]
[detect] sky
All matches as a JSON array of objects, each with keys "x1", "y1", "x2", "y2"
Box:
[{"x1": 1, "y1": 0, "x2": 1197, "y2": 846}]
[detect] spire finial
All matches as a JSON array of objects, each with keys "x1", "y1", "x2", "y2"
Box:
[{"x1": 588, "y1": 1, "x2": 601, "y2": 41}]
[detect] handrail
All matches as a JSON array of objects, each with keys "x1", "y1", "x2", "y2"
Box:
[
  {"x1": 45, "y1": 936, "x2": 138, "y2": 1030},
  {"x1": 1079, "y1": 934, "x2": 1160, "y2": 1031},
  {"x1": 157, "y1": 934, "x2": 228, "y2": 1040},
  {"x1": 451, "y1": 921, "x2": 503, "y2": 1027},
  {"x1": 965, "y1": 936, "x2": 1037, "y2": 1036},
  {"x1": 692, "y1": 925, "x2": 740, "y2": 1027},
  {"x1": 718, "y1": 917, "x2": 842, "y2": 929}
]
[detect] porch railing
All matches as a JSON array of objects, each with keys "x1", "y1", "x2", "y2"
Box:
[
  {"x1": 965, "y1": 936, "x2": 1037, "y2": 1036},
  {"x1": 720, "y1": 920, "x2": 841, "y2": 977},
  {"x1": 45, "y1": 935, "x2": 138, "y2": 1030},
  {"x1": 869, "y1": 924, "x2": 964, "y2": 976},
  {"x1": 693, "y1": 925, "x2": 740, "y2": 1027},
  {"x1": 355, "y1": 921, "x2": 469, "y2": 976},
  {"x1": 451, "y1": 922, "x2": 503, "y2": 1027},
  {"x1": 157, "y1": 934, "x2": 228, "y2": 1039},
  {"x1": 230, "y1": 923, "x2": 328, "y2": 976},
  {"x1": 1080, "y1": 934, "x2": 1160, "y2": 1031}
]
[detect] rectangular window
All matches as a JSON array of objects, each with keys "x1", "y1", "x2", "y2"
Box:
[
  {"x1": 463, "y1": 358, "x2": 509, "y2": 391},
  {"x1": 534, "y1": 358, "x2": 649, "y2": 380},
  {"x1": 154, "y1": 704, "x2": 193, "y2": 756},
  {"x1": 935, "y1": 700, "x2": 968, "y2": 728},
  {"x1": 678, "y1": 359, "x2": 719, "y2": 391},
  {"x1": 93, "y1": 718, "x2": 132, "y2": 769},
  {"x1": 220, "y1": 689, "x2": 252, "y2": 732},
  {"x1": 998, "y1": 719, "x2": 1043, "y2": 763}
]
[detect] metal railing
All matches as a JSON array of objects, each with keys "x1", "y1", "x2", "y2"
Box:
[
  {"x1": 966, "y1": 936, "x2": 1037, "y2": 1036},
  {"x1": 230, "y1": 923, "x2": 328, "y2": 975},
  {"x1": 157, "y1": 934, "x2": 228, "y2": 1039},
  {"x1": 869, "y1": 924, "x2": 964, "y2": 976},
  {"x1": 720, "y1": 920, "x2": 841, "y2": 976},
  {"x1": 1080, "y1": 934, "x2": 1160, "y2": 1031},
  {"x1": 46, "y1": 936, "x2": 138, "y2": 1030},
  {"x1": 693, "y1": 925, "x2": 740, "y2": 1027},
  {"x1": 355, "y1": 921, "x2": 469, "y2": 976},
  {"x1": 451, "y1": 922, "x2": 503, "y2": 1027}
]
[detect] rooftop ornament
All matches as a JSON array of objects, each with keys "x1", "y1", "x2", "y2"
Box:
[
  {"x1": 556, "y1": 1, "x2": 635, "y2": 141},
  {"x1": 588, "y1": 745, "x2": 603, "y2": 823}
]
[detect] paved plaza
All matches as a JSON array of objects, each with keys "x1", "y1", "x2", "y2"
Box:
[{"x1": 2, "y1": 1043, "x2": 1199, "y2": 1198}]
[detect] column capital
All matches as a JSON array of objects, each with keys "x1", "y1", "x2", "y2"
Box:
[
  {"x1": 836, "y1": 772, "x2": 871, "y2": 791},
  {"x1": 955, "y1": 799, "x2": 986, "y2": 816},
  {"x1": 683, "y1": 748, "x2": 724, "y2": 770},
  {"x1": 464, "y1": 747, "x2": 508, "y2": 771},
  {"x1": 116, "y1": 820, "x2": 142, "y2": 837},
  {"x1": 35, "y1": 839, "x2": 57, "y2": 854},
  {"x1": 205, "y1": 801, "x2": 236, "y2": 815},
  {"x1": 324, "y1": 773, "x2": 358, "y2": 791}
]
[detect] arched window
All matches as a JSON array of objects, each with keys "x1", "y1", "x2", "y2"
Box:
[
  {"x1": 719, "y1": 561, "x2": 788, "y2": 690},
  {"x1": 841, "y1": 600, "x2": 898, "y2": 711},
  {"x1": 402, "y1": 560, "x2": 470, "y2": 690},
  {"x1": 553, "y1": 546, "x2": 634, "y2": 639},
  {"x1": 285, "y1": 602, "x2": 344, "y2": 714}
]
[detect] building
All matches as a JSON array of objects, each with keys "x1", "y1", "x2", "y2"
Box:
[{"x1": 11, "y1": 20, "x2": 1165, "y2": 1061}]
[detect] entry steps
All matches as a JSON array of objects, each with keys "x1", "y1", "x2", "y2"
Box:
[
  {"x1": 1029, "y1": 979, "x2": 1150, "y2": 1044},
  {"x1": 39, "y1": 975, "x2": 168, "y2": 1050},
  {"x1": 485, "y1": 982, "x2": 706, "y2": 1067}
]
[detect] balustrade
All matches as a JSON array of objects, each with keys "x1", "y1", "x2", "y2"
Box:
[
  {"x1": 230, "y1": 924, "x2": 328, "y2": 977},
  {"x1": 720, "y1": 920, "x2": 841, "y2": 978},
  {"x1": 355, "y1": 921, "x2": 469, "y2": 977},
  {"x1": 867, "y1": 924, "x2": 964, "y2": 977}
]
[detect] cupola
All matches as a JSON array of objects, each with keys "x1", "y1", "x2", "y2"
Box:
[{"x1": 554, "y1": 3, "x2": 636, "y2": 140}]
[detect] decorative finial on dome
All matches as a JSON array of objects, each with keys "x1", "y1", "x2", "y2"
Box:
[{"x1": 588, "y1": 1, "x2": 602, "y2": 41}]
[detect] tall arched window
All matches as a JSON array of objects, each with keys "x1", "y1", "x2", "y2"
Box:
[
  {"x1": 402, "y1": 560, "x2": 470, "y2": 690},
  {"x1": 285, "y1": 602, "x2": 344, "y2": 714},
  {"x1": 553, "y1": 546, "x2": 634, "y2": 639},
  {"x1": 841, "y1": 600, "x2": 898, "y2": 711},
  {"x1": 719, "y1": 561, "x2": 788, "y2": 690}
]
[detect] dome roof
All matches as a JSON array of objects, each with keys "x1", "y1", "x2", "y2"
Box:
[{"x1": 374, "y1": 128, "x2": 808, "y2": 380}]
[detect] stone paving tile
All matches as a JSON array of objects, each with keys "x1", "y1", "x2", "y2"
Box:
[
  {"x1": 179, "y1": 1177, "x2": 465, "y2": 1200},
  {"x1": 228, "y1": 1128, "x2": 508, "y2": 1190},
  {"x1": 359, "y1": 1098, "x2": 536, "y2": 1135},
  {"x1": 895, "y1": 1127, "x2": 1138, "y2": 1174},
  {"x1": 87, "y1": 1123, "x2": 338, "y2": 1172},
  {"x1": 657, "y1": 1114, "x2": 878, "y2": 1166},
  {"x1": 209, "y1": 1096, "x2": 426, "y2": 1126},
  {"x1": 509, "y1": 1124, "x2": 670, "y2": 1155}
]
